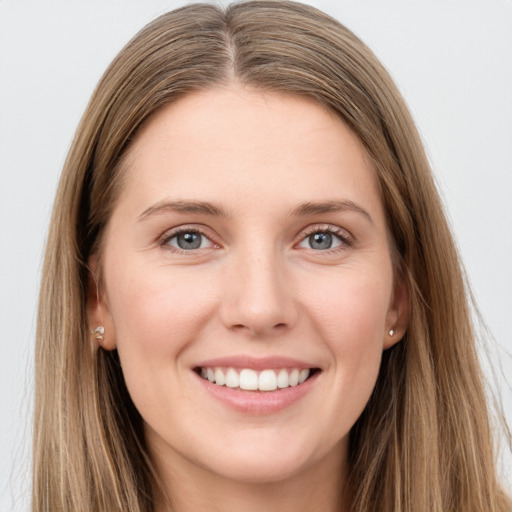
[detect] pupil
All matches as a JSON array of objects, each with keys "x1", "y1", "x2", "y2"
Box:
[
  {"x1": 177, "y1": 232, "x2": 201, "y2": 250},
  {"x1": 310, "y1": 232, "x2": 332, "y2": 250}
]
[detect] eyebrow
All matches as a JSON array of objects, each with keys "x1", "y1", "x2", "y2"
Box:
[
  {"x1": 291, "y1": 200, "x2": 373, "y2": 224},
  {"x1": 138, "y1": 198, "x2": 373, "y2": 224},
  {"x1": 138, "y1": 200, "x2": 228, "y2": 221}
]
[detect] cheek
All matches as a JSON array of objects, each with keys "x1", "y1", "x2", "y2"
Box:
[
  {"x1": 103, "y1": 261, "x2": 220, "y2": 419},
  {"x1": 307, "y1": 270, "x2": 391, "y2": 342},
  {"x1": 105, "y1": 259, "x2": 218, "y2": 362},
  {"x1": 303, "y1": 268, "x2": 391, "y2": 393}
]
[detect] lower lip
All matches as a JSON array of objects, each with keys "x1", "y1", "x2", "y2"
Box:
[{"x1": 194, "y1": 371, "x2": 320, "y2": 415}]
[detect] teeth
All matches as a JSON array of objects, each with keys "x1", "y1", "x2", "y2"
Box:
[
  {"x1": 258, "y1": 369, "x2": 277, "y2": 391},
  {"x1": 299, "y1": 369, "x2": 310, "y2": 384},
  {"x1": 225, "y1": 368, "x2": 239, "y2": 388},
  {"x1": 214, "y1": 367, "x2": 225, "y2": 386},
  {"x1": 239, "y1": 369, "x2": 258, "y2": 390},
  {"x1": 199, "y1": 367, "x2": 312, "y2": 391},
  {"x1": 277, "y1": 369, "x2": 289, "y2": 388},
  {"x1": 289, "y1": 369, "x2": 299, "y2": 387}
]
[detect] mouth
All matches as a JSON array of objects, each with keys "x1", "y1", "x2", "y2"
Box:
[
  {"x1": 193, "y1": 366, "x2": 321, "y2": 392},
  {"x1": 193, "y1": 357, "x2": 322, "y2": 414}
]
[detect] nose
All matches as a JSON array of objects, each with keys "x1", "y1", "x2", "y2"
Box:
[{"x1": 219, "y1": 247, "x2": 298, "y2": 338}]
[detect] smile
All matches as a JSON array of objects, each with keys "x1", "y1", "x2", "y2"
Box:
[
  {"x1": 193, "y1": 356, "x2": 321, "y2": 414},
  {"x1": 197, "y1": 367, "x2": 312, "y2": 391}
]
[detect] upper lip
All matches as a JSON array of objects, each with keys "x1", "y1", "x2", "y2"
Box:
[{"x1": 195, "y1": 355, "x2": 318, "y2": 371}]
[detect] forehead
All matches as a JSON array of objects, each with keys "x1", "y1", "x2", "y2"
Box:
[{"x1": 117, "y1": 85, "x2": 383, "y2": 221}]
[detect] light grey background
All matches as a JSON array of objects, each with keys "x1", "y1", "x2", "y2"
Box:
[{"x1": 1, "y1": 0, "x2": 511, "y2": 509}]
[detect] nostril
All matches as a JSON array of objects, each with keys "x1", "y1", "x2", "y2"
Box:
[{"x1": 230, "y1": 321, "x2": 289, "y2": 336}]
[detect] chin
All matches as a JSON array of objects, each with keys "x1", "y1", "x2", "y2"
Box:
[
  {"x1": 186, "y1": 427, "x2": 346, "y2": 486},
  {"x1": 199, "y1": 450, "x2": 315, "y2": 484}
]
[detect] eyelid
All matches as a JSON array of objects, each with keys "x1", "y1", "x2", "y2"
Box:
[
  {"x1": 295, "y1": 224, "x2": 354, "y2": 250},
  {"x1": 157, "y1": 223, "x2": 353, "y2": 254},
  {"x1": 159, "y1": 225, "x2": 219, "y2": 253}
]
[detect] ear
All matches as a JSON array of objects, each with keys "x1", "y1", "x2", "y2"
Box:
[
  {"x1": 87, "y1": 254, "x2": 117, "y2": 351},
  {"x1": 383, "y1": 271, "x2": 410, "y2": 349}
]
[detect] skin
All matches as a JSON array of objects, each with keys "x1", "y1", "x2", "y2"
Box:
[{"x1": 89, "y1": 85, "x2": 408, "y2": 512}]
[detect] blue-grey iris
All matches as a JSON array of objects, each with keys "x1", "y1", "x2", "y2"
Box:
[
  {"x1": 309, "y1": 232, "x2": 333, "y2": 250},
  {"x1": 177, "y1": 232, "x2": 202, "y2": 250}
]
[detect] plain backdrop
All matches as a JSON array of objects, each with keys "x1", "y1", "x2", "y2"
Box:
[{"x1": 1, "y1": 0, "x2": 511, "y2": 509}]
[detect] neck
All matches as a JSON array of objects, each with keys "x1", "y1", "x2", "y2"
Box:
[{"x1": 152, "y1": 441, "x2": 350, "y2": 512}]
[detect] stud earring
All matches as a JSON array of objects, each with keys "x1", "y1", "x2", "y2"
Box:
[
  {"x1": 388, "y1": 328, "x2": 396, "y2": 337},
  {"x1": 94, "y1": 326, "x2": 105, "y2": 341}
]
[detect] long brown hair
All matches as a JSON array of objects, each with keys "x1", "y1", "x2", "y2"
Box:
[{"x1": 34, "y1": 1, "x2": 511, "y2": 510}]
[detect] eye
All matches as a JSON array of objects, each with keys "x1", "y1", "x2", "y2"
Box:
[
  {"x1": 298, "y1": 228, "x2": 349, "y2": 251},
  {"x1": 164, "y1": 230, "x2": 213, "y2": 251}
]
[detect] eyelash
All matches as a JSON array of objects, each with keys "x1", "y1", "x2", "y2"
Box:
[
  {"x1": 299, "y1": 225, "x2": 353, "y2": 252},
  {"x1": 159, "y1": 225, "x2": 353, "y2": 254},
  {"x1": 159, "y1": 227, "x2": 215, "y2": 255}
]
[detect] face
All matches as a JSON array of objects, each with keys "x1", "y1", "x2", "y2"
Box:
[{"x1": 90, "y1": 86, "x2": 406, "y2": 487}]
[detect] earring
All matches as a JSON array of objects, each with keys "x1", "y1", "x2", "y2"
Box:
[
  {"x1": 94, "y1": 326, "x2": 105, "y2": 341},
  {"x1": 388, "y1": 328, "x2": 396, "y2": 337}
]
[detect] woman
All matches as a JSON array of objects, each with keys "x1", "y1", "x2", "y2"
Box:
[{"x1": 33, "y1": 1, "x2": 511, "y2": 511}]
